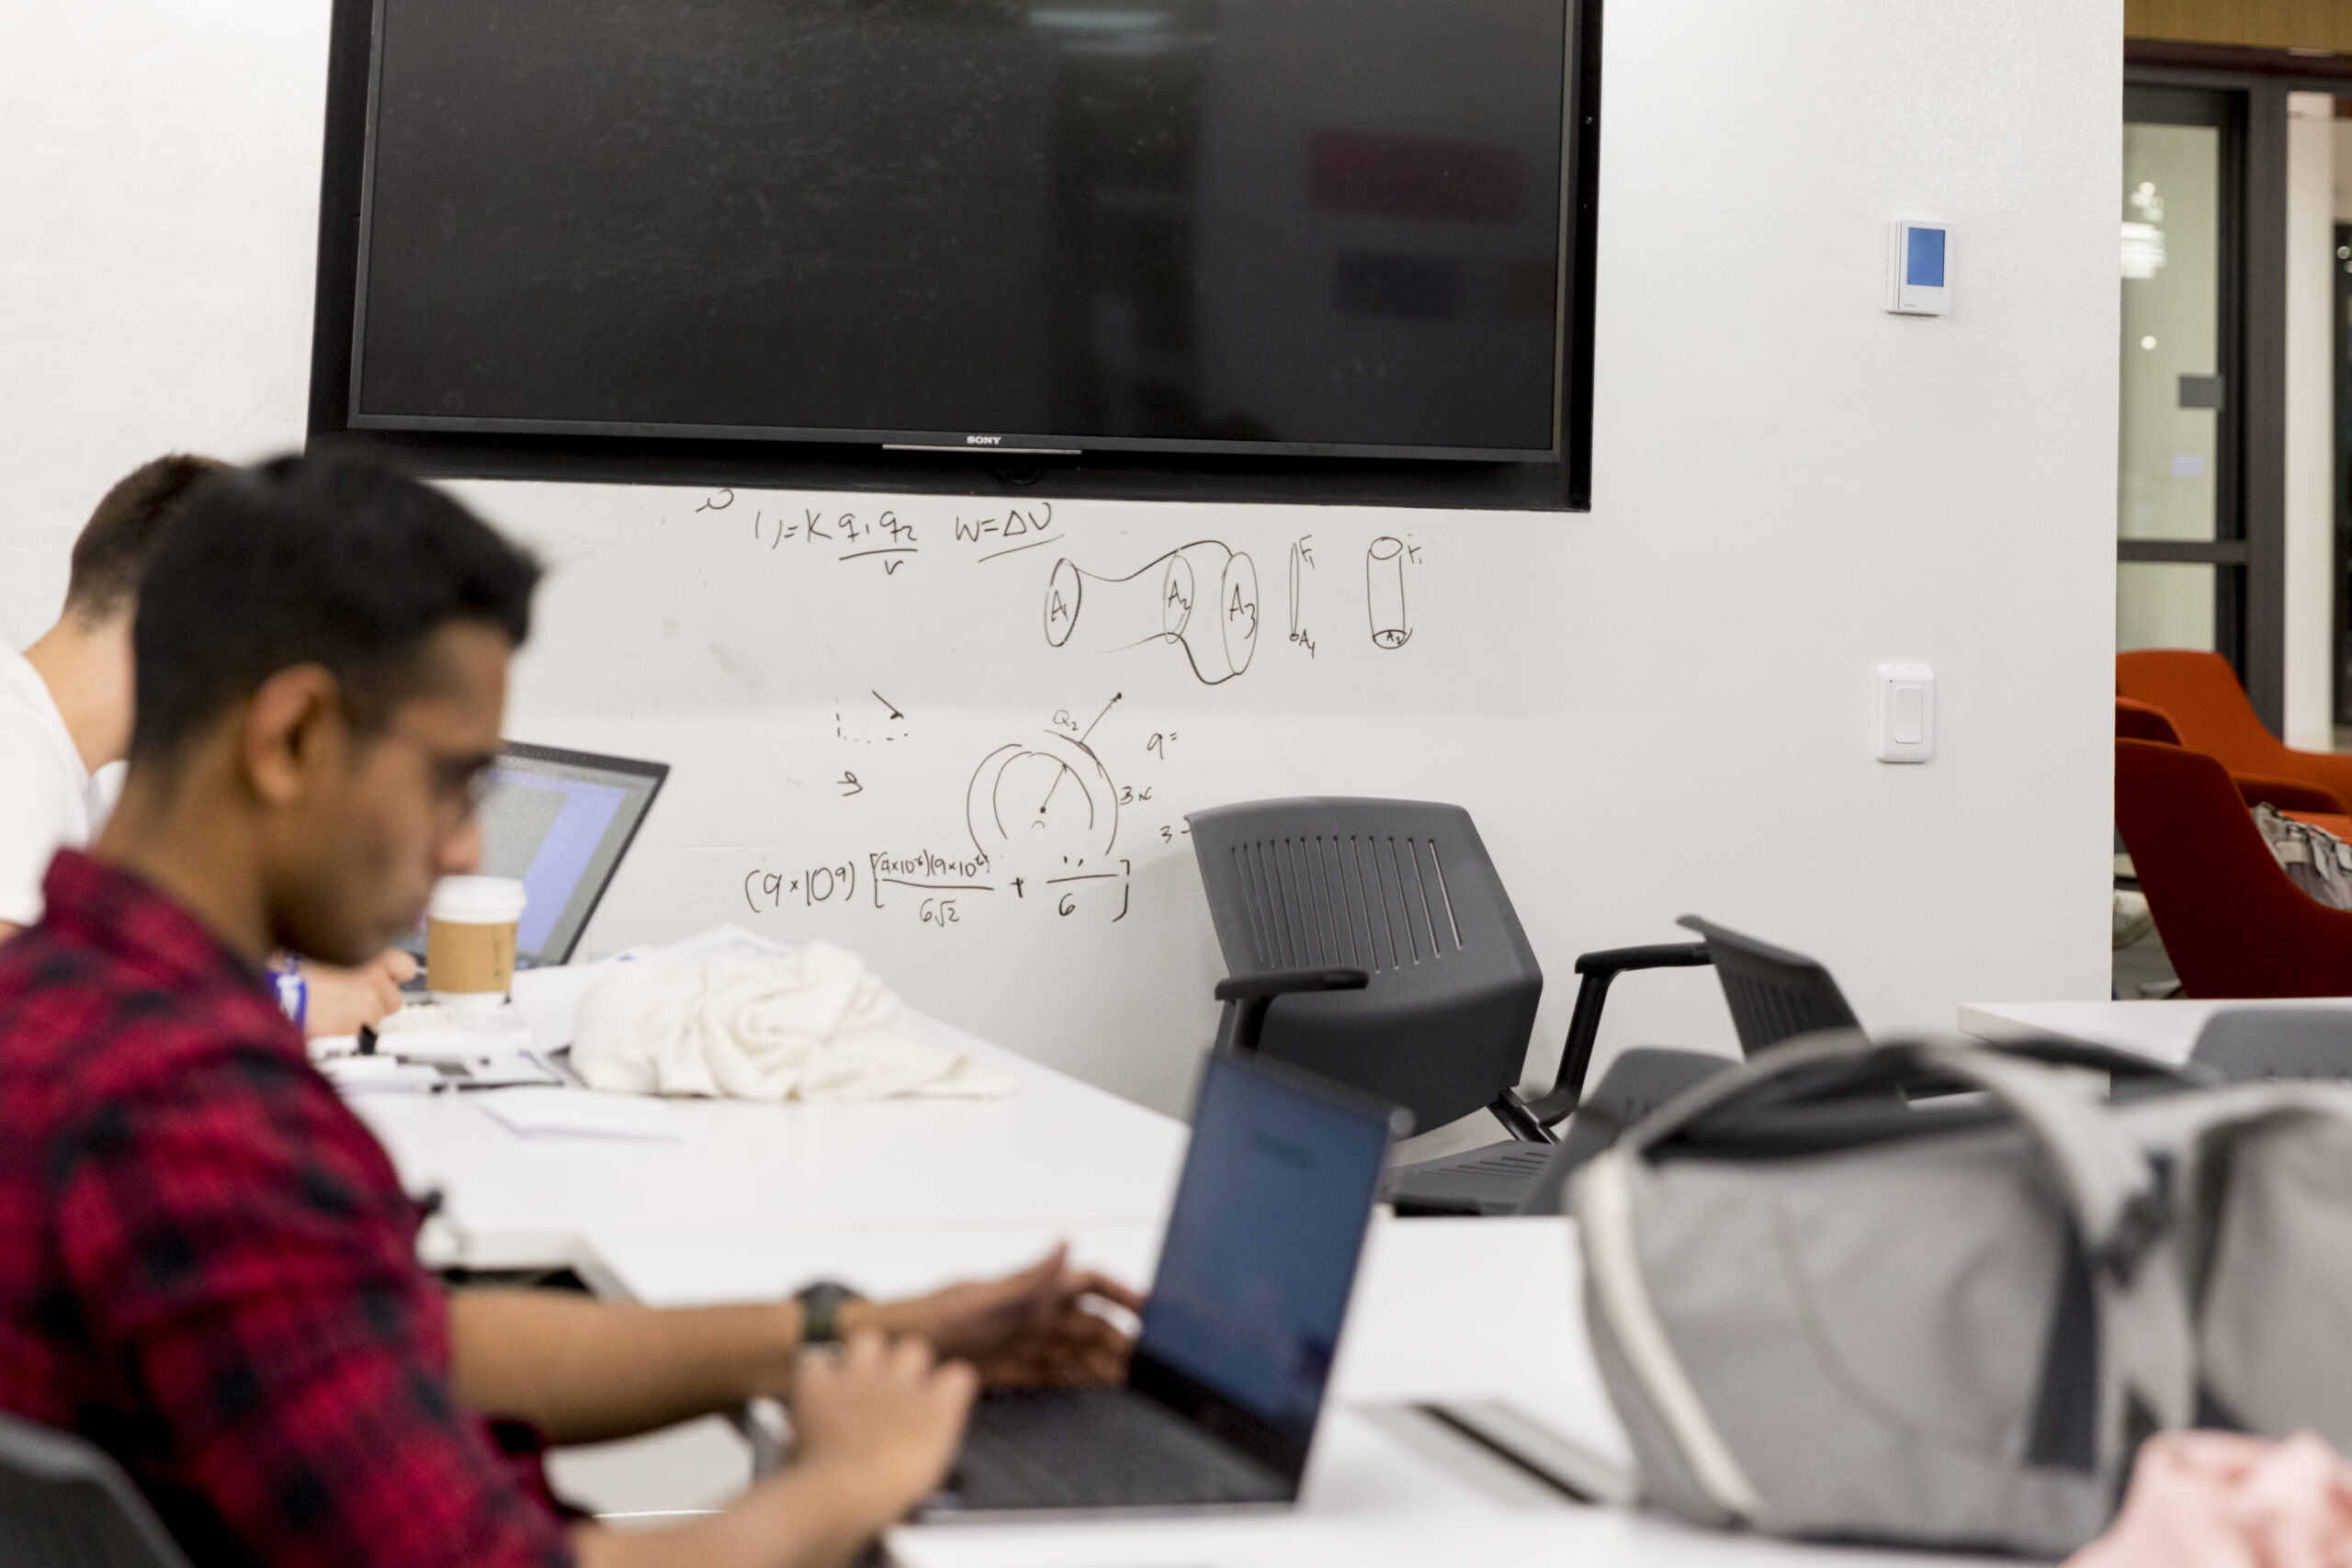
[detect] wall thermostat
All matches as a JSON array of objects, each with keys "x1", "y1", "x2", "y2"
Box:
[{"x1": 1886, "y1": 220, "x2": 1950, "y2": 316}]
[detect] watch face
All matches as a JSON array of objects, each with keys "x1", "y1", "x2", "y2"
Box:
[{"x1": 798, "y1": 1281, "x2": 857, "y2": 1342}]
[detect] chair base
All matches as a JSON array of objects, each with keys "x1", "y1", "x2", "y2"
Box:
[{"x1": 1382, "y1": 1139, "x2": 1555, "y2": 1216}]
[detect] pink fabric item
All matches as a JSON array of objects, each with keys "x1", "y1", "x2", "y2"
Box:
[{"x1": 2067, "y1": 1432, "x2": 2352, "y2": 1568}]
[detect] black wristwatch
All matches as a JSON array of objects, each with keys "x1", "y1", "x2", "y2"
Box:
[{"x1": 794, "y1": 1280, "x2": 864, "y2": 1346}]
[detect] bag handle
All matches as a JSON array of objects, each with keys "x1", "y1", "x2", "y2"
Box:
[{"x1": 1619, "y1": 1032, "x2": 2167, "y2": 1276}]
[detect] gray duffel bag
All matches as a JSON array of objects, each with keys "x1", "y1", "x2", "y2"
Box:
[{"x1": 1570, "y1": 1032, "x2": 2352, "y2": 1557}]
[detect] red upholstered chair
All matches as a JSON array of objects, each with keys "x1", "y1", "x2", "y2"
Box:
[
  {"x1": 2118, "y1": 649, "x2": 2352, "y2": 815},
  {"x1": 2115, "y1": 737, "x2": 2352, "y2": 998},
  {"x1": 2114, "y1": 689, "x2": 2352, "y2": 839},
  {"x1": 2115, "y1": 697, "x2": 2180, "y2": 745}
]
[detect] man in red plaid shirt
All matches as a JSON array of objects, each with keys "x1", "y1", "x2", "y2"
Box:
[{"x1": 0, "y1": 457, "x2": 1137, "y2": 1568}]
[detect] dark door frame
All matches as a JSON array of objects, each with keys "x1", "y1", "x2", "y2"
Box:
[
  {"x1": 2122, "y1": 67, "x2": 2289, "y2": 729},
  {"x1": 2337, "y1": 219, "x2": 2352, "y2": 726}
]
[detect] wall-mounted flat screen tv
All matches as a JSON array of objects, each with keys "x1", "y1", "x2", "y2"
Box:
[{"x1": 342, "y1": 0, "x2": 1592, "y2": 466}]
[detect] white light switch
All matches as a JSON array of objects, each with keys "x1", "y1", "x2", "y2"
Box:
[{"x1": 1877, "y1": 663, "x2": 1934, "y2": 762}]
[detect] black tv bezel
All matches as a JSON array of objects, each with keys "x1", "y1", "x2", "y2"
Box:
[{"x1": 308, "y1": 0, "x2": 1602, "y2": 512}]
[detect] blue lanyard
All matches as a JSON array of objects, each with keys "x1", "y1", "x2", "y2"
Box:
[{"x1": 265, "y1": 959, "x2": 307, "y2": 1031}]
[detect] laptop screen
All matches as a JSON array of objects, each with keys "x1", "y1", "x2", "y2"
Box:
[
  {"x1": 1136, "y1": 1055, "x2": 1394, "y2": 1443},
  {"x1": 401, "y1": 742, "x2": 668, "y2": 970}
]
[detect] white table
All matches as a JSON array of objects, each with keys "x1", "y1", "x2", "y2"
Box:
[
  {"x1": 1959, "y1": 996, "x2": 2352, "y2": 1066},
  {"x1": 584, "y1": 1216, "x2": 1617, "y2": 1452},
  {"x1": 582, "y1": 1217, "x2": 2000, "y2": 1568},
  {"x1": 351, "y1": 1011, "x2": 1187, "y2": 1270},
  {"x1": 350, "y1": 997, "x2": 2011, "y2": 1567}
]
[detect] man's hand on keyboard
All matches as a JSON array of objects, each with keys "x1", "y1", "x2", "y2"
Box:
[
  {"x1": 790, "y1": 1331, "x2": 977, "y2": 1516},
  {"x1": 869, "y1": 1246, "x2": 1145, "y2": 1389}
]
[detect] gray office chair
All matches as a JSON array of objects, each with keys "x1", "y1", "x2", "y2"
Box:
[
  {"x1": 1384, "y1": 911, "x2": 1865, "y2": 1213},
  {"x1": 1189, "y1": 798, "x2": 1547, "y2": 1140},
  {"x1": 1395, "y1": 912, "x2": 1860, "y2": 1220},
  {"x1": 1188, "y1": 797, "x2": 1867, "y2": 1213},
  {"x1": 1676, "y1": 914, "x2": 1861, "y2": 1055},
  {"x1": 0, "y1": 1414, "x2": 189, "y2": 1568},
  {"x1": 1191, "y1": 795, "x2": 1839, "y2": 1210},
  {"x1": 2192, "y1": 1007, "x2": 2352, "y2": 1082}
]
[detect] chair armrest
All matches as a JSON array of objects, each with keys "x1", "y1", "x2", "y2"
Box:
[
  {"x1": 2235, "y1": 773, "x2": 2350, "y2": 817},
  {"x1": 1213, "y1": 966, "x2": 1370, "y2": 1001},
  {"x1": 2114, "y1": 697, "x2": 2182, "y2": 746},
  {"x1": 1574, "y1": 942, "x2": 1716, "y2": 977},
  {"x1": 1213, "y1": 966, "x2": 1369, "y2": 1054},
  {"x1": 1522, "y1": 942, "x2": 1711, "y2": 1126},
  {"x1": 2277, "y1": 749, "x2": 2352, "y2": 818}
]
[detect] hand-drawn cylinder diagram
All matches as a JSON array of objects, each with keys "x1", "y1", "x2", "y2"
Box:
[
  {"x1": 1366, "y1": 536, "x2": 1412, "y2": 649},
  {"x1": 1043, "y1": 541, "x2": 1259, "y2": 684}
]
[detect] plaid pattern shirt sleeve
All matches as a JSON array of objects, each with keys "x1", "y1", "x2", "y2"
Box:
[{"x1": 51, "y1": 1040, "x2": 574, "y2": 1567}]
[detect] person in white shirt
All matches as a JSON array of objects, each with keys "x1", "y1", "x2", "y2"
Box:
[{"x1": 0, "y1": 455, "x2": 413, "y2": 1033}]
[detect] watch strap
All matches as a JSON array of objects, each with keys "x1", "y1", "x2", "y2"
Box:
[{"x1": 795, "y1": 1280, "x2": 861, "y2": 1346}]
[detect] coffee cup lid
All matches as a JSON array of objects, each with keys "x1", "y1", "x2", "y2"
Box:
[{"x1": 428, "y1": 875, "x2": 527, "y2": 923}]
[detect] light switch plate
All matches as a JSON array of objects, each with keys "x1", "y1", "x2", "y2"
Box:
[{"x1": 1877, "y1": 662, "x2": 1934, "y2": 762}]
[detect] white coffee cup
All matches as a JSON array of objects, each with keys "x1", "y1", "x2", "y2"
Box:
[{"x1": 426, "y1": 875, "x2": 527, "y2": 1022}]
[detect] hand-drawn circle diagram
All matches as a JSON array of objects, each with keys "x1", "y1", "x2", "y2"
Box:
[
  {"x1": 1367, "y1": 536, "x2": 1412, "y2": 649},
  {"x1": 966, "y1": 734, "x2": 1120, "y2": 866},
  {"x1": 1043, "y1": 541, "x2": 1259, "y2": 684}
]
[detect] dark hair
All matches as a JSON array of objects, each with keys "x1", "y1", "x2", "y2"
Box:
[
  {"x1": 130, "y1": 454, "x2": 541, "y2": 766},
  {"x1": 65, "y1": 454, "x2": 230, "y2": 623}
]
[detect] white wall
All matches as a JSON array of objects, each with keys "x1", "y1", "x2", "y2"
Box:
[
  {"x1": 2284, "y1": 93, "x2": 2335, "y2": 750},
  {"x1": 0, "y1": 4, "x2": 328, "y2": 637},
  {"x1": 0, "y1": 1, "x2": 2123, "y2": 1122}
]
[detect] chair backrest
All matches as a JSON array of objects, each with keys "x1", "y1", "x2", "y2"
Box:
[
  {"x1": 2116, "y1": 649, "x2": 2284, "y2": 775},
  {"x1": 2192, "y1": 1008, "x2": 2352, "y2": 1082},
  {"x1": 1187, "y1": 798, "x2": 1542, "y2": 1132},
  {"x1": 2115, "y1": 738, "x2": 2352, "y2": 998},
  {"x1": 1516, "y1": 1047, "x2": 1732, "y2": 1215},
  {"x1": 1675, "y1": 915, "x2": 1860, "y2": 1055},
  {"x1": 0, "y1": 1415, "x2": 188, "y2": 1568},
  {"x1": 2115, "y1": 696, "x2": 2182, "y2": 747}
]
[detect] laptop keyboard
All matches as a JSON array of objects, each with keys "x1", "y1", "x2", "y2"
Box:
[{"x1": 946, "y1": 1387, "x2": 1293, "y2": 1509}]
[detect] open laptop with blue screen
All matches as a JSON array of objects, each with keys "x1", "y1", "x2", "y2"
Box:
[
  {"x1": 401, "y1": 742, "x2": 668, "y2": 976},
  {"x1": 924, "y1": 1052, "x2": 1400, "y2": 1517}
]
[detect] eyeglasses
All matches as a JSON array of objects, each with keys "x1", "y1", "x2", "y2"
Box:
[{"x1": 375, "y1": 719, "x2": 499, "y2": 820}]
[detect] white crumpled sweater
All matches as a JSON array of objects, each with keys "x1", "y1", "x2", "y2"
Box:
[{"x1": 569, "y1": 942, "x2": 1012, "y2": 1101}]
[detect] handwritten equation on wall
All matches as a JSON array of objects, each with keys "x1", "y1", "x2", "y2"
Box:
[
  {"x1": 710, "y1": 487, "x2": 1061, "y2": 573},
  {"x1": 742, "y1": 692, "x2": 1171, "y2": 933},
  {"x1": 679, "y1": 487, "x2": 1425, "y2": 935}
]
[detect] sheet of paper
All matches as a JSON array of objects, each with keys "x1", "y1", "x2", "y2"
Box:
[
  {"x1": 475, "y1": 1087, "x2": 681, "y2": 1141},
  {"x1": 320, "y1": 1055, "x2": 445, "y2": 1093},
  {"x1": 389, "y1": 1032, "x2": 533, "y2": 1066}
]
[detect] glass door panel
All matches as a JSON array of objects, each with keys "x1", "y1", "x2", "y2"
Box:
[
  {"x1": 2118, "y1": 84, "x2": 2241, "y2": 669},
  {"x1": 2118, "y1": 561, "x2": 2218, "y2": 651},
  {"x1": 2120, "y1": 121, "x2": 2222, "y2": 544}
]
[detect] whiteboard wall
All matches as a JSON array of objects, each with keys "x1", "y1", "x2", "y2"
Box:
[{"x1": 480, "y1": 479, "x2": 1547, "y2": 1115}]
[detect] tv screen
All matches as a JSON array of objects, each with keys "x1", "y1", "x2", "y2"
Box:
[{"x1": 348, "y1": 0, "x2": 1578, "y2": 462}]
